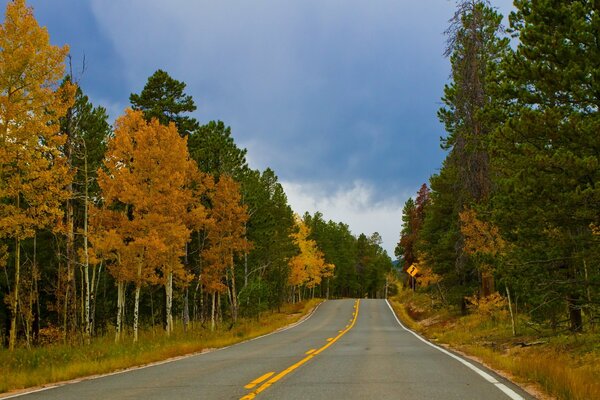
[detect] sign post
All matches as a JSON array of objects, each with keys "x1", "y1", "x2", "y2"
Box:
[{"x1": 406, "y1": 264, "x2": 419, "y2": 292}]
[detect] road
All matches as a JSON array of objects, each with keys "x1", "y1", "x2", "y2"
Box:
[{"x1": 6, "y1": 299, "x2": 534, "y2": 400}]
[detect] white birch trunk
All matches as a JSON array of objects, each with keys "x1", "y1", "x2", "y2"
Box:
[
  {"x1": 116, "y1": 280, "x2": 125, "y2": 342},
  {"x1": 83, "y1": 153, "x2": 91, "y2": 341},
  {"x1": 133, "y1": 284, "x2": 141, "y2": 342},
  {"x1": 165, "y1": 271, "x2": 173, "y2": 335}
]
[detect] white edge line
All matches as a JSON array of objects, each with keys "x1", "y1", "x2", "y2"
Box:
[
  {"x1": 0, "y1": 301, "x2": 325, "y2": 399},
  {"x1": 385, "y1": 299, "x2": 524, "y2": 400}
]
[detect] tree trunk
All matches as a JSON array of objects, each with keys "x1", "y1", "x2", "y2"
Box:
[
  {"x1": 83, "y1": 153, "x2": 91, "y2": 341},
  {"x1": 9, "y1": 236, "x2": 20, "y2": 351},
  {"x1": 66, "y1": 187, "x2": 76, "y2": 335},
  {"x1": 133, "y1": 259, "x2": 143, "y2": 342},
  {"x1": 165, "y1": 271, "x2": 173, "y2": 335},
  {"x1": 568, "y1": 293, "x2": 583, "y2": 333},
  {"x1": 506, "y1": 286, "x2": 516, "y2": 336},
  {"x1": 244, "y1": 250, "x2": 248, "y2": 288},
  {"x1": 210, "y1": 292, "x2": 216, "y2": 331},
  {"x1": 229, "y1": 257, "x2": 238, "y2": 323},
  {"x1": 133, "y1": 284, "x2": 141, "y2": 342},
  {"x1": 583, "y1": 259, "x2": 594, "y2": 327},
  {"x1": 90, "y1": 262, "x2": 102, "y2": 335},
  {"x1": 115, "y1": 280, "x2": 125, "y2": 342},
  {"x1": 33, "y1": 234, "x2": 40, "y2": 344},
  {"x1": 183, "y1": 287, "x2": 189, "y2": 332}
]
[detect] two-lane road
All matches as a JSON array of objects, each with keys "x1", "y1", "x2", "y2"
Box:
[{"x1": 6, "y1": 299, "x2": 534, "y2": 400}]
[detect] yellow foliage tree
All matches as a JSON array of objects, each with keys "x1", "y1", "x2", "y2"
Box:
[
  {"x1": 202, "y1": 175, "x2": 251, "y2": 328},
  {"x1": 288, "y1": 216, "x2": 334, "y2": 301},
  {"x1": 92, "y1": 109, "x2": 206, "y2": 340},
  {"x1": 459, "y1": 208, "x2": 506, "y2": 297},
  {"x1": 0, "y1": 0, "x2": 74, "y2": 350}
]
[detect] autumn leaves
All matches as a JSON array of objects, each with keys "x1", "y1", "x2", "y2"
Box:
[
  {"x1": 288, "y1": 217, "x2": 334, "y2": 302},
  {"x1": 0, "y1": 0, "x2": 75, "y2": 350},
  {"x1": 0, "y1": 0, "x2": 340, "y2": 349}
]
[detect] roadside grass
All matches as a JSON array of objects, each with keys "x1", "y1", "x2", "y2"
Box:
[
  {"x1": 389, "y1": 291, "x2": 600, "y2": 400},
  {"x1": 0, "y1": 299, "x2": 321, "y2": 394}
]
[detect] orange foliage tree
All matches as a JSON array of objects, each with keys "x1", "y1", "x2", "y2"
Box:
[
  {"x1": 92, "y1": 109, "x2": 207, "y2": 340},
  {"x1": 202, "y1": 175, "x2": 251, "y2": 329},
  {"x1": 0, "y1": 0, "x2": 74, "y2": 350}
]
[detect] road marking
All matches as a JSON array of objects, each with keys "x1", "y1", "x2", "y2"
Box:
[
  {"x1": 385, "y1": 300, "x2": 525, "y2": 400},
  {"x1": 244, "y1": 372, "x2": 275, "y2": 389},
  {"x1": 326, "y1": 337, "x2": 333, "y2": 341},
  {"x1": 305, "y1": 349, "x2": 316, "y2": 355},
  {"x1": 1, "y1": 302, "x2": 326, "y2": 400},
  {"x1": 241, "y1": 299, "x2": 360, "y2": 400}
]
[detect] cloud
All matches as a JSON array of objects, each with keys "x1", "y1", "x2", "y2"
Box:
[
  {"x1": 80, "y1": 0, "x2": 516, "y2": 253},
  {"x1": 87, "y1": 0, "x2": 457, "y2": 195},
  {"x1": 281, "y1": 180, "x2": 412, "y2": 257}
]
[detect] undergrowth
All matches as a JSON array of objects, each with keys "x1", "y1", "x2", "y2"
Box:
[
  {"x1": 389, "y1": 290, "x2": 600, "y2": 400},
  {"x1": 0, "y1": 299, "x2": 320, "y2": 394}
]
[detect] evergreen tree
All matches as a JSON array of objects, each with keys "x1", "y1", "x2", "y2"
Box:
[
  {"x1": 419, "y1": 0, "x2": 509, "y2": 304},
  {"x1": 188, "y1": 121, "x2": 249, "y2": 181},
  {"x1": 130, "y1": 69, "x2": 199, "y2": 136},
  {"x1": 491, "y1": 0, "x2": 600, "y2": 332}
]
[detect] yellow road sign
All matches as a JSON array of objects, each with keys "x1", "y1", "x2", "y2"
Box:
[{"x1": 407, "y1": 264, "x2": 419, "y2": 277}]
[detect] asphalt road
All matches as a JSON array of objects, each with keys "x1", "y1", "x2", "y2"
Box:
[{"x1": 7, "y1": 299, "x2": 535, "y2": 400}]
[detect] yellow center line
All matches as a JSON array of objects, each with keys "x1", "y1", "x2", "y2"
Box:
[
  {"x1": 305, "y1": 349, "x2": 316, "y2": 355},
  {"x1": 244, "y1": 372, "x2": 275, "y2": 389},
  {"x1": 240, "y1": 299, "x2": 361, "y2": 400}
]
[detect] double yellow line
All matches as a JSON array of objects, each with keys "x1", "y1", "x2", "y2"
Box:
[{"x1": 240, "y1": 299, "x2": 360, "y2": 400}]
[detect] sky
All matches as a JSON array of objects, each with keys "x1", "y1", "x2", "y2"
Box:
[{"x1": 19, "y1": 0, "x2": 516, "y2": 257}]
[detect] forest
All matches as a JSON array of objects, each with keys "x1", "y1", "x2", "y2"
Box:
[
  {"x1": 396, "y1": 0, "x2": 599, "y2": 334},
  {"x1": 0, "y1": 0, "x2": 394, "y2": 350}
]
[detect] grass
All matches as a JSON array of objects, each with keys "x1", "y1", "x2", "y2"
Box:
[
  {"x1": 0, "y1": 299, "x2": 321, "y2": 394},
  {"x1": 389, "y1": 290, "x2": 600, "y2": 400}
]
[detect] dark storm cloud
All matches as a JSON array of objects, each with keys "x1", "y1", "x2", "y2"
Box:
[{"x1": 22, "y1": 0, "x2": 516, "y2": 254}]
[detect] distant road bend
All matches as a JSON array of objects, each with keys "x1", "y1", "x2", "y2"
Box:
[{"x1": 7, "y1": 299, "x2": 534, "y2": 400}]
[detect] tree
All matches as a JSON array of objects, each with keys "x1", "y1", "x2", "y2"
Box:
[
  {"x1": 0, "y1": 0, "x2": 74, "y2": 350},
  {"x1": 130, "y1": 69, "x2": 199, "y2": 136},
  {"x1": 60, "y1": 78, "x2": 111, "y2": 340},
  {"x1": 417, "y1": 0, "x2": 508, "y2": 305},
  {"x1": 93, "y1": 109, "x2": 205, "y2": 340},
  {"x1": 491, "y1": 0, "x2": 600, "y2": 332},
  {"x1": 288, "y1": 216, "x2": 333, "y2": 302},
  {"x1": 201, "y1": 175, "x2": 250, "y2": 328},
  {"x1": 188, "y1": 121, "x2": 249, "y2": 180},
  {"x1": 241, "y1": 168, "x2": 296, "y2": 311},
  {"x1": 396, "y1": 185, "x2": 429, "y2": 275}
]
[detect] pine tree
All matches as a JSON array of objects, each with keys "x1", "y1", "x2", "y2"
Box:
[
  {"x1": 130, "y1": 69, "x2": 199, "y2": 136},
  {"x1": 491, "y1": 0, "x2": 600, "y2": 332},
  {"x1": 60, "y1": 79, "x2": 111, "y2": 340},
  {"x1": 188, "y1": 120, "x2": 249, "y2": 180},
  {"x1": 421, "y1": 0, "x2": 509, "y2": 304}
]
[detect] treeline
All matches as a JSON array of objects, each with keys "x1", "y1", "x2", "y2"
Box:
[
  {"x1": 0, "y1": 0, "x2": 393, "y2": 350},
  {"x1": 396, "y1": 0, "x2": 599, "y2": 333}
]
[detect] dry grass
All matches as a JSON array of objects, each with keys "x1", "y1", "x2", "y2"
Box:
[
  {"x1": 0, "y1": 299, "x2": 321, "y2": 394},
  {"x1": 389, "y1": 291, "x2": 600, "y2": 400}
]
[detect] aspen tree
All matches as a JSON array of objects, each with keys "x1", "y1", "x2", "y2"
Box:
[
  {"x1": 93, "y1": 110, "x2": 204, "y2": 340},
  {"x1": 0, "y1": 0, "x2": 74, "y2": 350},
  {"x1": 202, "y1": 175, "x2": 250, "y2": 327}
]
